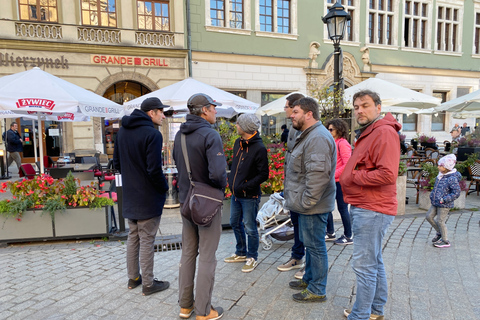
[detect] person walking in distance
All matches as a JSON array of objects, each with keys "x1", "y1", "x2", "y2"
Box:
[
  {"x1": 173, "y1": 93, "x2": 227, "y2": 320},
  {"x1": 285, "y1": 97, "x2": 336, "y2": 303},
  {"x1": 224, "y1": 114, "x2": 269, "y2": 273},
  {"x1": 6, "y1": 122, "x2": 23, "y2": 170},
  {"x1": 113, "y1": 97, "x2": 170, "y2": 296},
  {"x1": 276, "y1": 93, "x2": 306, "y2": 278},
  {"x1": 324, "y1": 119, "x2": 353, "y2": 245},
  {"x1": 341, "y1": 90, "x2": 400, "y2": 320}
]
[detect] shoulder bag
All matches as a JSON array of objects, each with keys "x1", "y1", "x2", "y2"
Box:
[{"x1": 180, "y1": 133, "x2": 224, "y2": 227}]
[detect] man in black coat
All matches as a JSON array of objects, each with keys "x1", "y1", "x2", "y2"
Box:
[
  {"x1": 173, "y1": 93, "x2": 227, "y2": 320},
  {"x1": 6, "y1": 122, "x2": 23, "y2": 170},
  {"x1": 224, "y1": 114, "x2": 269, "y2": 273},
  {"x1": 113, "y1": 97, "x2": 170, "y2": 296}
]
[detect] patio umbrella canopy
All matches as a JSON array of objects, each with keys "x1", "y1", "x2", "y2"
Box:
[
  {"x1": 123, "y1": 78, "x2": 259, "y2": 118},
  {"x1": 0, "y1": 67, "x2": 123, "y2": 172},
  {"x1": 344, "y1": 78, "x2": 441, "y2": 109},
  {"x1": 433, "y1": 88, "x2": 480, "y2": 117},
  {"x1": 256, "y1": 92, "x2": 307, "y2": 116}
]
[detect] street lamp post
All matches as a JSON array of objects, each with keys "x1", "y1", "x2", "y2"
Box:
[{"x1": 322, "y1": 2, "x2": 351, "y2": 110}]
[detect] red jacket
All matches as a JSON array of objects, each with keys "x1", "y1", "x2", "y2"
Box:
[{"x1": 340, "y1": 113, "x2": 401, "y2": 216}]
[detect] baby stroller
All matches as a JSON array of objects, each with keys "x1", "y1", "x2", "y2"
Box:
[{"x1": 256, "y1": 193, "x2": 294, "y2": 250}]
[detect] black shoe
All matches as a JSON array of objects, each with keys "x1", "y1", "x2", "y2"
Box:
[
  {"x1": 128, "y1": 275, "x2": 142, "y2": 289},
  {"x1": 431, "y1": 233, "x2": 442, "y2": 242},
  {"x1": 292, "y1": 289, "x2": 327, "y2": 303},
  {"x1": 289, "y1": 279, "x2": 308, "y2": 290},
  {"x1": 142, "y1": 279, "x2": 170, "y2": 296}
]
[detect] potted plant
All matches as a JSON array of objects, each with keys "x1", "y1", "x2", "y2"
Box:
[
  {"x1": 397, "y1": 161, "x2": 407, "y2": 215},
  {"x1": 0, "y1": 172, "x2": 115, "y2": 242},
  {"x1": 418, "y1": 134, "x2": 437, "y2": 149}
]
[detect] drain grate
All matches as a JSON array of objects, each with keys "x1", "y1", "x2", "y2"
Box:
[{"x1": 154, "y1": 234, "x2": 182, "y2": 252}]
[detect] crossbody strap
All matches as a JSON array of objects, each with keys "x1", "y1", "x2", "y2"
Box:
[{"x1": 181, "y1": 133, "x2": 193, "y2": 184}]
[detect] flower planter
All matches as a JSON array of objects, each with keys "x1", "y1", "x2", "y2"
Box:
[
  {"x1": 0, "y1": 210, "x2": 53, "y2": 241},
  {"x1": 0, "y1": 207, "x2": 110, "y2": 244},
  {"x1": 418, "y1": 190, "x2": 465, "y2": 210},
  {"x1": 54, "y1": 207, "x2": 109, "y2": 237},
  {"x1": 396, "y1": 175, "x2": 407, "y2": 215}
]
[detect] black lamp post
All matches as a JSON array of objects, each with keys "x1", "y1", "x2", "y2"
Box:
[{"x1": 322, "y1": 2, "x2": 351, "y2": 109}]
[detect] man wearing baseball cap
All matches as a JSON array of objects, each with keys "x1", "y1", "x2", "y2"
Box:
[
  {"x1": 174, "y1": 93, "x2": 227, "y2": 320},
  {"x1": 113, "y1": 97, "x2": 170, "y2": 296}
]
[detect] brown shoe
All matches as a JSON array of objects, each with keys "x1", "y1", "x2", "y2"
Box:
[
  {"x1": 179, "y1": 305, "x2": 194, "y2": 319},
  {"x1": 196, "y1": 307, "x2": 224, "y2": 320}
]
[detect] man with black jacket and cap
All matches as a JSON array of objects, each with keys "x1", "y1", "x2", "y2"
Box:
[
  {"x1": 173, "y1": 93, "x2": 227, "y2": 320},
  {"x1": 113, "y1": 97, "x2": 170, "y2": 296},
  {"x1": 224, "y1": 114, "x2": 269, "y2": 273}
]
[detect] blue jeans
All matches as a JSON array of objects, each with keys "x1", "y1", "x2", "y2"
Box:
[
  {"x1": 230, "y1": 196, "x2": 260, "y2": 260},
  {"x1": 349, "y1": 206, "x2": 394, "y2": 320},
  {"x1": 327, "y1": 182, "x2": 352, "y2": 238},
  {"x1": 290, "y1": 211, "x2": 305, "y2": 260},
  {"x1": 298, "y1": 212, "x2": 329, "y2": 296}
]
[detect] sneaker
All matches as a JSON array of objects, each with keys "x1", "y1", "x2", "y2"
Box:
[
  {"x1": 294, "y1": 266, "x2": 305, "y2": 280},
  {"x1": 127, "y1": 275, "x2": 142, "y2": 289},
  {"x1": 277, "y1": 258, "x2": 303, "y2": 271},
  {"x1": 242, "y1": 258, "x2": 258, "y2": 273},
  {"x1": 433, "y1": 239, "x2": 451, "y2": 248},
  {"x1": 224, "y1": 254, "x2": 247, "y2": 263},
  {"x1": 196, "y1": 307, "x2": 223, "y2": 320},
  {"x1": 292, "y1": 289, "x2": 327, "y2": 303},
  {"x1": 343, "y1": 309, "x2": 384, "y2": 320},
  {"x1": 431, "y1": 233, "x2": 442, "y2": 242},
  {"x1": 334, "y1": 235, "x2": 353, "y2": 245},
  {"x1": 142, "y1": 279, "x2": 170, "y2": 296},
  {"x1": 180, "y1": 305, "x2": 194, "y2": 319},
  {"x1": 325, "y1": 233, "x2": 336, "y2": 241},
  {"x1": 289, "y1": 279, "x2": 308, "y2": 290}
]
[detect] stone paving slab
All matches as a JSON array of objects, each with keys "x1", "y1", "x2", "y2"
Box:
[{"x1": 1, "y1": 208, "x2": 480, "y2": 320}]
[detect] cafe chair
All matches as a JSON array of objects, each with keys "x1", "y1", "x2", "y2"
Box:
[
  {"x1": 43, "y1": 155, "x2": 55, "y2": 168},
  {"x1": 95, "y1": 159, "x2": 116, "y2": 187},
  {"x1": 98, "y1": 180, "x2": 118, "y2": 233},
  {"x1": 19, "y1": 164, "x2": 37, "y2": 180},
  {"x1": 467, "y1": 160, "x2": 480, "y2": 196}
]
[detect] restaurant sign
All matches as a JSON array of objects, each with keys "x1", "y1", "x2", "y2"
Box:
[{"x1": 91, "y1": 55, "x2": 169, "y2": 67}]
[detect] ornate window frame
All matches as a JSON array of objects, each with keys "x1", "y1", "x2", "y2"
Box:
[
  {"x1": 205, "y1": 0, "x2": 251, "y2": 35},
  {"x1": 323, "y1": 0, "x2": 360, "y2": 46},
  {"x1": 81, "y1": 0, "x2": 117, "y2": 28},
  {"x1": 402, "y1": 0, "x2": 432, "y2": 52},
  {"x1": 137, "y1": 0, "x2": 170, "y2": 31},
  {"x1": 365, "y1": 0, "x2": 399, "y2": 49},
  {"x1": 434, "y1": 0, "x2": 463, "y2": 56},
  {"x1": 254, "y1": 0, "x2": 298, "y2": 40},
  {"x1": 18, "y1": 0, "x2": 58, "y2": 23},
  {"x1": 473, "y1": 1, "x2": 480, "y2": 57}
]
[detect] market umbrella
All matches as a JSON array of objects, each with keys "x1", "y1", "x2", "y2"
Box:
[
  {"x1": 344, "y1": 78, "x2": 441, "y2": 110},
  {"x1": 256, "y1": 92, "x2": 307, "y2": 116},
  {"x1": 433, "y1": 88, "x2": 480, "y2": 117},
  {"x1": 123, "y1": 77, "x2": 259, "y2": 118},
  {"x1": 0, "y1": 67, "x2": 123, "y2": 173}
]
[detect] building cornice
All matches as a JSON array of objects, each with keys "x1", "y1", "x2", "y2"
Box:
[
  {"x1": 0, "y1": 39, "x2": 188, "y2": 58},
  {"x1": 371, "y1": 64, "x2": 480, "y2": 78},
  {"x1": 192, "y1": 51, "x2": 309, "y2": 68}
]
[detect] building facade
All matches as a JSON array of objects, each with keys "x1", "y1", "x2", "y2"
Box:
[{"x1": 0, "y1": 0, "x2": 187, "y2": 162}]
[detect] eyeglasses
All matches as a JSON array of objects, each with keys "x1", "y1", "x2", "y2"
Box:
[{"x1": 328, "y1": 128, "x2": 334, "y2": 132}]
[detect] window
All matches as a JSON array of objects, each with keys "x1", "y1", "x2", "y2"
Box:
[
  {"x1": 457, "y1": 87, "x2": 470, "y2": 98},
  {"x1": 368, "y1": 0, "x2": 394, "y2": 45},
  {"x1": 404, "y1": 1, "x2": 429, "y2": 49},
  {"x1": 436, "y1": 3, "x2": 461, "y2": 52},
  {"x1": 258, "y1": 0, "x2": 293, "y2": 34},
  {"x1": 19, "y1": 0, "x2": 58, "y2": 22},
  {"x1": 277, "y1": 0, "x2": 290, "y2": 34},
  {"x1": 210, "y1": 0, "x2": 243, "y2": 29},
  {"x1": 81, "y1": 0, "x2": 116, "y2": 27},
  {"x1": 326, "y1": 0, "x2": 357, "y2": 42},
  {"x1": 260, "y1": 0, "x2": 273, "y2": 31},
  {"x1": 137, "y1": 1, "x2": 170, "y2": 31},
  {"x1": 432, "y1": 91, "x2": 447, "y2": 131},
  {"x1": 475, "y1": 12, "x2": 480, "y2": 54},
  {"x1": 402, "y1": 114, "x2": 417, "y2": 131}
]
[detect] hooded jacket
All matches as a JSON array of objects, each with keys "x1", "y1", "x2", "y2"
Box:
[
  {"x1": 284, "y1": 121, "x2": 337, "y2": 215},
  {"x1": 429, "y1": 171, "x2": 461, "y2": 208},
  {"x1": 173, "y1": 114, "x2": 227, "y2": 204},
  {"x1": 113, "y1": 109, "x2": 169, "y2": 220},
  {"x1": 340, "y1": 113, "x2": 401, "y2": 216},
  {"x1": 227, "y1": 132, "x2": 269, "y2": 198}
]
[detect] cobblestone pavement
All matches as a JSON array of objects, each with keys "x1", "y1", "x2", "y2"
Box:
[{"x1": 1, "y1": 208, "x2": 479, "y2": 320}]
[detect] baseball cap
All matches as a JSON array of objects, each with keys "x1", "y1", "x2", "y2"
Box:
[
  {"x1": 140, "y1": 97, "x2": 169, "y2": 112},
  {"x1": 187, "y1": 93, "x2": 222, "y2": 109}
]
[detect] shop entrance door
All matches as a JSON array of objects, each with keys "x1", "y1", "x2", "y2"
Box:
[{"x1": 18, "y1": 119, "x2": 61, "y2": 163}]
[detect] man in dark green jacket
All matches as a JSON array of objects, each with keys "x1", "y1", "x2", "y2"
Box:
[{"x1": 224, "y1": 114, "x2": 269, "y2": 273}]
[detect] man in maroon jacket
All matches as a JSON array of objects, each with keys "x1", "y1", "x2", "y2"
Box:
[{"x1": 340, "y1": 90, "x2": 400, "y2": 320}]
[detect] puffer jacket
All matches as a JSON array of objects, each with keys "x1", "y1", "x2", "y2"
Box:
[
  {"x1": 340, "y1": 113, "x2": 401, "y2": 216},
  {"x1": 284, "y1": 121, "x2": 336, "y2": 215},
  {"x1": 429, "y1": 171, "x2": 461, "y2": 208},
  {"x1": 228, "y1": 132, "x2": 269, "y2": 198}
]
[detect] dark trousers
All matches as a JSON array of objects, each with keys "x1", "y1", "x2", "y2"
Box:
[
  {"x1": 327, "y1": 182, "x2": 352, "y2": 238},
  {"x1": 290, "y1": 210, "x2": 305, "y2": 261}
]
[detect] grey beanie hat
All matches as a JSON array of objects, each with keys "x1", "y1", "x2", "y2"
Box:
[{"x1": 237, "y1": 114, "x2": 260, "y2": 134}]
